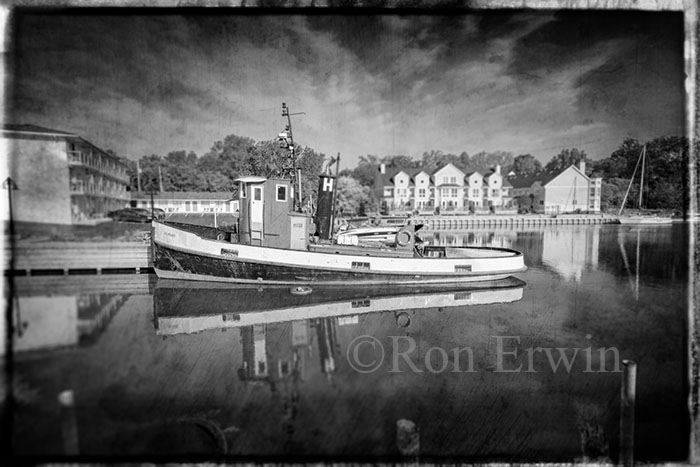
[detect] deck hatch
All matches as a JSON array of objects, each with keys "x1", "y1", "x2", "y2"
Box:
[
  {"x1": 455, "y1": 264, "x2": 472, "y2": 272},
  {"x1": 351, "y1": 261, "x2": 371, "y2": 270}
]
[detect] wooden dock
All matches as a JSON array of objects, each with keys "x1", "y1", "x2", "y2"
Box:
[{"x1": 5, "y1": 241, "x2": 152, "y2": 275}]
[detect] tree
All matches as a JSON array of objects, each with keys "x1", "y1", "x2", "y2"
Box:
[
  {"x1": 512, "y1": 154, "x2": 542, "y2": 177},
  {"x1": 297, "y1": 145, "x2": 326, "y2": 208},
  {"x1": 349, "y1": 154, "x2": 382, "y2": 187},
  {"x1": 469, "y1": 151, "x2": 514, "y2": 174},
  {"x1": 544, "y1": 148, "x2": 589, "y2": 173},
  {"x1": 335, "y1": 175, "x2": 371, "y2": 216},
  {"x1": 384, "y1": 154, "x2": 419, "y2": 169},
  {"x1": 162, "y1": 150, "x2": 199, "y2": 191}
]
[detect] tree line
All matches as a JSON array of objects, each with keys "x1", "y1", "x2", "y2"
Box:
[
  {"x1": 121, "y1": 133, "x2": 688, "y2": 215},
  {"x1": 338, "y1": 136, "x2": 689, "y2": 214},
  {"x1": 121, "y1": 134, "x2": 325, "y2": 208}
]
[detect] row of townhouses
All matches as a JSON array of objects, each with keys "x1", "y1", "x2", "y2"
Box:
[{"x1": 375, "y1": 161, "x2": 602, "y2": 214}]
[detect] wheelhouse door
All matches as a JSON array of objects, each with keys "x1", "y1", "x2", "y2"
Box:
[{"x1": 250, "y1": 185, "x2": 264, "y2": 244}]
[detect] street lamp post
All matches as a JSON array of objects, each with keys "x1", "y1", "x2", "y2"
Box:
[{"x1": 3, "y1": 177, "x2": 18, "y2": 455}]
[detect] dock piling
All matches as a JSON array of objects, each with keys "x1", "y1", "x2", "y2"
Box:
[{"x1": 619, "y1": 360, "x2": 636, "y2": 467}]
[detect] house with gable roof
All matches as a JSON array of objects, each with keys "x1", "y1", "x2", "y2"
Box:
[
  {"x1": 508, "y1": 161, "x2": 602, "y2": 214},
  {"x1": 432, "y1": 162, "x2": 465, "y2": 210}
]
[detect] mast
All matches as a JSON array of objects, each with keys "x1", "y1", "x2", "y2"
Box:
[
  {"x1": 617, "y1": 145, "x2": 645, "y2": 216},
  {"x1": 280, "y1": 103, "x2": 306, "y2": 212},
  {"x1": 330, "y1": 152, "x2": 340, "y2": 231},
  {"x1": 638, "y1": 145, "x2": 645, "y2": 210}
]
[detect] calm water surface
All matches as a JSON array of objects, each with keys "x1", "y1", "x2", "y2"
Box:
[{"x1": 9, "y1": 223, "x2": 689, "y2": 462}]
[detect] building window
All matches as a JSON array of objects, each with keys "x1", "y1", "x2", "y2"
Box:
[
  {"x1": 450, "y1": 176, "x2": 456, "y2": 184},
  {"x1": 451, "y1": 188, "x2": 458, "y2": 197},
  {"x1": 384, "y1": 188, "x2": 392, "y2": 196},
  {"x1": 442, "y1": 177, "x2": 448, "y2": 184},
  {"x1": 473, "y1": 189, "x2": 479, "y2": 197},
  {"x1": 492, "y1": 189, "x2": 498, "y2": 196},
  {"x1": 192, "y1": 201, "x2": 198, "y2": 211},
  {"x1": 276, "y1": 184, "x2": 288, "y2": 202},
  {"x1": 224, "y1": 203, "x2": 230, "y2": 212},
  {"x1": 539, "y1": 200, "x2": 544, "y2": 205},
  {"x1": 419, "y1": 188, "x2": 425, "y2": 197},
  {"x1": 240, "y1": 183, "x2": 247, "y2": 198},
  {"x1": 590, "y1": 188, "x2": 595, "y2": 197},
  {"x1": 254, "y1": 187, "x2": 262, "y2": 201},
  {"x1": 185, "y1": 201, "x2": 191, "y2": 211}
]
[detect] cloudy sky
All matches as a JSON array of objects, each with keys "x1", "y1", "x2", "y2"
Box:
[{"x1": 7, "y1": 10, "x2": 685, "y2": 169}]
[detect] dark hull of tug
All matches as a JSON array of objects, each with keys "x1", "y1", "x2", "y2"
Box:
[{"x1": 153, "y1": 242, "x2": 519, "y2": 285}]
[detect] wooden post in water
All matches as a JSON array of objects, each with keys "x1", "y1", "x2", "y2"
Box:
[
  {"x1": 396, "y1": 419, "x2": 419, "y2": 460},
  {"x1": 58, "y1": 390, "x2": 79, "y2": 455},
  {"x1": 619, "y1": 360, "x2": 636, "y2": 467}
]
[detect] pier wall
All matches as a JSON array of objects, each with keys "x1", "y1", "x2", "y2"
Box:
[{"x1": 414, "y1": 214, "x2": 617, "y2": 231}]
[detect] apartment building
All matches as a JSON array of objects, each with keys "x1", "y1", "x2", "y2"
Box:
[{"x1": 1, "y1": 124, "x2": 130, "y2": 224}]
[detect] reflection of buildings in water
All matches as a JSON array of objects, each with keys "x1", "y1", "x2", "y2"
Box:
[
  {"x1": 540, "y1": 227, "x2": 600, "y2": 281},
  {"x1": 10, "y1": 293, "x2": 129, "y2": 353},
  {"x1": 428, "y1": 231, "x2": 517, "y2": 249},
  {"x1": 428, "y1": 227, "x2": 600, "y2": 281}
]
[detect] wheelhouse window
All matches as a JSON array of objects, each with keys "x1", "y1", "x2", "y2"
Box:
[{"x1": 276, "y1": 184, "x2": 288, "y2": 202}]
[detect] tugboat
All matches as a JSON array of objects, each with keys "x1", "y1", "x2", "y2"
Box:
[{"x1": 152, "y1": 103, "x2": 526, "y2": 285}]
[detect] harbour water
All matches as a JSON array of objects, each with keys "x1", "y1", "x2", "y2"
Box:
[{"x1": 8, "y1": 223, "x2": 689, "y2": 462}]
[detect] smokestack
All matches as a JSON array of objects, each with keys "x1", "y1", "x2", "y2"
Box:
[
  {"x1": 380, "y1": 163, "x2": 386, "y2": 174},
  {"x1": 579, "y1": 160, "x2": 586, "y2": 173},
  {"x1": 315, "y1": 174, "x2": 336, "y2": 240},
  {"x1": 495, "y1": 164, "x2": 501, "y2": 174}
]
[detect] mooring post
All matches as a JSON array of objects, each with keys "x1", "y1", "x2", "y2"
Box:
[
  {"x1": 58, "y1": 390, "x2": 79, "y2": 455},
  {"x1": 396, "y1": 418, "x2": 419, "y2": 460},
  {"x1": 619, "y1": 360, "x2": 636, "y2": 467}
]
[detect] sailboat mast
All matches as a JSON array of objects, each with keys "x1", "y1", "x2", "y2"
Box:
[
  {"x1": 617, "y1": 145, "x2": 645, "y2": 216},
  {"x1": 638, "y1": 145, "x2": 645, "y2": 210}
]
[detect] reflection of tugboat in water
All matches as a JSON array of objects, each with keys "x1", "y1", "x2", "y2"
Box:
[{"x1": 153, "y1": 277, "x2": 525, "y2": 335}]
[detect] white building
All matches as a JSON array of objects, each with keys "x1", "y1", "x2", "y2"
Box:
[
  {"x1": 508, "y1": 161, "x2": 602, "y2": 214},
  {"x1": 129, "y1": 191, "x2": 239, "y2": 213}
]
